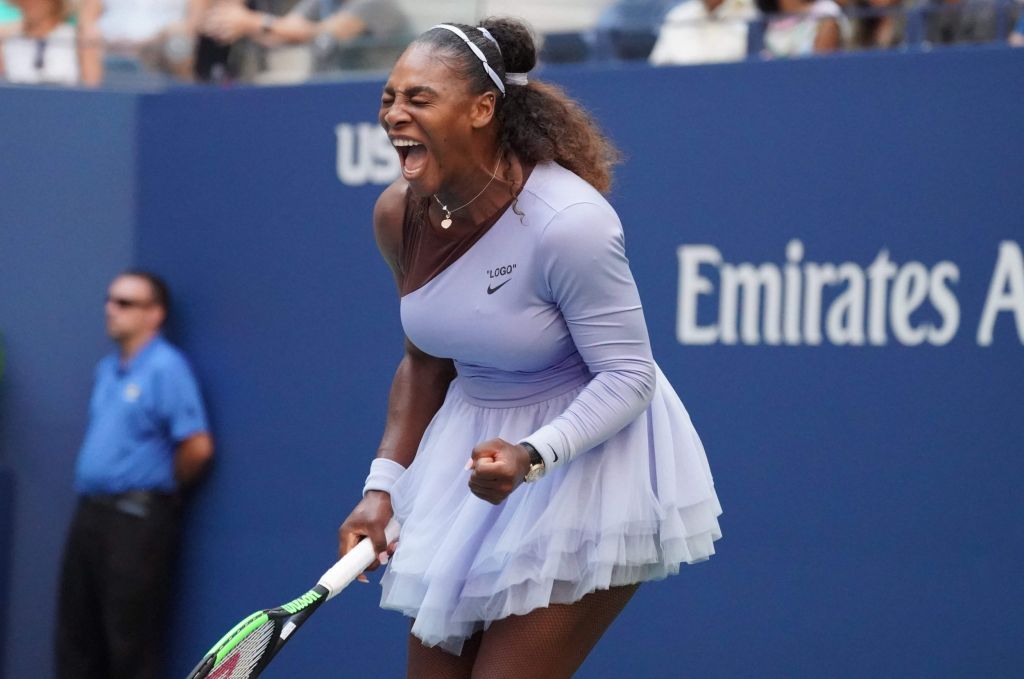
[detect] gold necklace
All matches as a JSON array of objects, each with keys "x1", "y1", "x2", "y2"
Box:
[{"x1": 432, "y1": 154, "x2": 503, "y2": 229}]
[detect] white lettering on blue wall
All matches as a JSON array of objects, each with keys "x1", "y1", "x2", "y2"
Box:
[
  {"x1": 977, "y1": 241, "x2": 1024, "y2": 346},
  {"x1": 335, "y1": 123, "x2": 400, "y2": 187},
  {"x1": 675, "y1": 240, "x2": 982, "y2": 347}
]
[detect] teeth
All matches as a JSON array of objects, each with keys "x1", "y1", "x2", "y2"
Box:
[{"x1": 392, "y1": 139, "x2": 423, "y2": 147}]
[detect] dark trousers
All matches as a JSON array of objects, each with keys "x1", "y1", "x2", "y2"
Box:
[{"x1": 55, "y1": 493, "x2": 180, "y2": 679}]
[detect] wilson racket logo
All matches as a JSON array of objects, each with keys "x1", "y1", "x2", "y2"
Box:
[{"x1": 206, "y1": 654, "x2": 239, "y2": 679}]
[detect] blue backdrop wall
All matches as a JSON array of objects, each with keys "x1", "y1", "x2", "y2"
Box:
[
  {"x1": 0, "y1": 88, "x2": 138, "y2": 679},
  {"x1": 2, "y1": 47, "x2": 1022, "y2": 678}
]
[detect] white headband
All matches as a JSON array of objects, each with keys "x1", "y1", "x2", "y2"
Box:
[
  {"x1": 474, "y1": 27, "x2": 529, "y2": 85},
  {"x1": 475, "y1": 27, "x2": 529, "y2": 86},
  {"x1": 430, "y1": 25, "x2": 531, "y2": 92},
  {"x1": 476, "y1": 26, "x2": 500, "y2": 54},
  {"x1": 431, "y1": 24, "x2": 505, "y2": 96}
]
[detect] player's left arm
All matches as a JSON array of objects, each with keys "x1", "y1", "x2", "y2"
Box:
[
  {"x1": 469, "y1": 202, "x2": 656, "y2": 503},
  {"x1": 521, "y1": 201, "x2": 657, "y2": 467}
]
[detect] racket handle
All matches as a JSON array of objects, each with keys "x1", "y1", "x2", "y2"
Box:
[{"x1": 318, "y1": 517, "x2": 400, "y2": 599}]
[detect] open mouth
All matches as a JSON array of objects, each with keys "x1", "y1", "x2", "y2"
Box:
[{"x1": 392, "y1": 138, "x2": 428, "y2": 179}]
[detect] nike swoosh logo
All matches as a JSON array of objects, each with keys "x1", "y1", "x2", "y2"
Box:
[
  {"x1": 487, "y1": 279, "x2": 511, "y2": 295},
  {"x1": 548, "y1": 445, "x2": 559, "y2": 462}
]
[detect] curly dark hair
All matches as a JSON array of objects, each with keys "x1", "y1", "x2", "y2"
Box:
[{"x1": 414, "y1": 17, "x2": 621, "y2": 194}]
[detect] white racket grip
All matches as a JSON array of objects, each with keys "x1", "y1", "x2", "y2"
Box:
[{"x1": 317, "y1": 518, "x2": 400, "y2": 600}]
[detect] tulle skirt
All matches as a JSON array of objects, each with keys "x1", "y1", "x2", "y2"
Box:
[{"x1": 381, "y1": 366, "x2": 722, "y2": 654}]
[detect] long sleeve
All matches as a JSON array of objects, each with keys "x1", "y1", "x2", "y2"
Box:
[{"x1": 521, "y1": 201, "x2": 656, "y2": 469}]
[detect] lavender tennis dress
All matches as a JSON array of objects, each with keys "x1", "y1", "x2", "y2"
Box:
[{"x1": 380, "y1": 162, "x2": 722, "y2": 654}]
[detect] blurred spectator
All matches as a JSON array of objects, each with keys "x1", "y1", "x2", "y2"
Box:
[
  {"x1": 484, "y1": 0, "x2": 616, "y2": 34},
  {"x1": 0, "y1": 0, "x2": 20, "y2": 22},
  {"x1": 199, "y1": 0, "x2": 408, "y2": 82},
  {"x1": 1, "y1": 0, "x2": 20, "y2": 75},
  {"x1": 193, "y1": 0, "x2": 295, "y2": 81},
  {"x1": 596, "y1": 0, "x2": 676, "y2": 59},
  {"x1": 649, "y1": 0, "x2": 759, "y2": 65},
  {"x1": 1012, "y1": 10, "x2": 1024, "y2": 45},
  {"x1": 0, "y1": 0, "x2": 79, "y2": 84},
  {"x1": 55, "y1": 271, "x2": 213, "y2": 679},
  {"x1": 757, "y1": 0, "x2": 847, "y2": 56},
  {"x1": 76, "y1": 0, "x2": 204, "y2": 85},
  {"x1": 923, "y1": 0, "x2": 998, "y2": 44},
  {"x1": 847, "y1": 0, "x2": 905, "y2": 48}
]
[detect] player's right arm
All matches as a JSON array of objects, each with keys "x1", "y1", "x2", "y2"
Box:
[{"x1": 338, "y1": 180, "x2": 456, "y2": 566}]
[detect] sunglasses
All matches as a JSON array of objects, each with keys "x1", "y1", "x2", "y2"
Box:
[{"x1": 107, "y1": 296, "x2": 154, "y2": 310}]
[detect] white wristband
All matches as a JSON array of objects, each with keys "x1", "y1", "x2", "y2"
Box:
[
  {"x1": 362, "y1": 458, "x2": 406, "y2": 496},
  {"x1": 521, "y1": 424, "x2": 571, "y2": 471}
]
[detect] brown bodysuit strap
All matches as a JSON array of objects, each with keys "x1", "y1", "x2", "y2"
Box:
[
  {"x1": 398, "y1": 195, "x2": 511, "y2": 296},
  {"x1": 398, "y1": 164, "x2": 534, "y2": 297}
]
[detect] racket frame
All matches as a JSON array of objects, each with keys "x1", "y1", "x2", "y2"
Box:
[{"x1": 185, "y1": 519, "x2": 399, "y2": 679}]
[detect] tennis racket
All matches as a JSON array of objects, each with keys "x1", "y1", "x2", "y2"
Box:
[{"x1": 185, "y1": 518, "x2": 400, "y2": 679}]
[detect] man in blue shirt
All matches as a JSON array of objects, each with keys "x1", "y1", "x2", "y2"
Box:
[{"x1": 55, "y1": 271, "x2": 214, "y2": 679}]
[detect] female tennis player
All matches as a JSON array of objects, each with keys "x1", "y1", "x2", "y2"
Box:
[{"x1": 338, "y1": 17, "x2": 723, "y2": 678}]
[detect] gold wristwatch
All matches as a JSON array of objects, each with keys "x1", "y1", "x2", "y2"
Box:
[{"x1": 522, "y1": 442, "x2": 546, "y2": 483}]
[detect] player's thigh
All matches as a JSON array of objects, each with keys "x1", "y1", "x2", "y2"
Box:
[
  {"x1": 470, "y1": 584, "x2": 639, "y2": 679},
  {"x1": 407, "y1": 626, "x2": 482, "y2": 679}
]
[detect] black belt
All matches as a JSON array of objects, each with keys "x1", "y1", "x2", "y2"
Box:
[{"x1": 84, "y1": 490, "x2": 178, "y2": 518}]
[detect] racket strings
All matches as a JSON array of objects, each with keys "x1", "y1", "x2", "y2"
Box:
[{"x1": 210, "y1": 621, "x2": 275, "y2": 679}]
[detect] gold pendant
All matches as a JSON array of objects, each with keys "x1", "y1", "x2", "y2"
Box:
[{"x1": 441, "y1": 218, "x2": 453, "y2": 229}]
